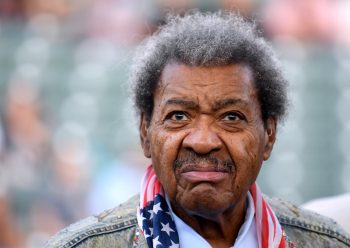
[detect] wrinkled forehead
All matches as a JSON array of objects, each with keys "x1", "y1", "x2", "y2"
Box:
[{"x1": 155, "y1": 62, "x2": 257, "y2": 103}]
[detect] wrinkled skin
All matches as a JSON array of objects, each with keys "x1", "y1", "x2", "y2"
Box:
[{"x1": 140, "y1": 62, "x2": 276, "y2": 247}]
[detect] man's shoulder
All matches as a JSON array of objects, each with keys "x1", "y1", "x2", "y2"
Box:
[
  {"x1": 44, "y1": 195, "x2": 141, "y2": 248},
  {"x1": 267, "y1": 196, "x2": 350, "y2": 247}
]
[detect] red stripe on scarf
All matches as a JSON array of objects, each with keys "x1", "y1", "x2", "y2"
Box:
[
  {"x1": 267, "y1": 204, "x2": 277, "y2": 239},
  {"x1": 143, "y1": 169, "x2": 155, "y2": 207},
  {"x1": 261, "y1": 200, "x2": 270, "y2": 247},
  {"x1": 279, "y1": 239, "x2": 287, "y2": 248},
  {"x1": 250, "y1": 184, "x2": 257, "y2": 208},
  {"x1": 154, "y1": 180, "x2": 161, "y2": 196}
]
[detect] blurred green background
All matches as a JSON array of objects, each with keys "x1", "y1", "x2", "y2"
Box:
[{"x1": 0, "y1": 0, "x2": 350, "y2": 247}]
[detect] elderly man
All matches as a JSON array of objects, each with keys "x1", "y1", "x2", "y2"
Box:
[{"x1": 46, "y1": 12, "x2": 350, "y2": 248}]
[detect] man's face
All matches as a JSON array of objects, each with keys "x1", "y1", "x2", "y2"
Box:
[{"x1": 140, "y1": 63, "x2": 276, "y2": 218}]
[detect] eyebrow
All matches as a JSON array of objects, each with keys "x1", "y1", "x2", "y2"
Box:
[
  {"x1": 165, "y1": 99, "x2": 198, "y2": 110},
  {"x1": 212, "y1": 98, "x2": 245, "y2": 111},
  {"x1": 165, "y1": 98, "x2": 245, "y2": 111}
]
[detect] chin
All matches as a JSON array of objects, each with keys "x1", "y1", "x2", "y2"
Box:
[{"x1": 176, "y1": 186, "x2": 235, "y2": 217}]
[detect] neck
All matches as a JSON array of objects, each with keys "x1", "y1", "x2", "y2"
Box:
[{"x1": 171, "y1": 195, "x2": 247, "y2": 248}]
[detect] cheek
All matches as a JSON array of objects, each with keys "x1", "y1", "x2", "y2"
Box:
[
  {"x1": 229, "y1": 132, "x2": 264, "y2": 184},
  {"x1": 150, "y1": 130, "x2": 179, "y2": 164},
  {"x1": 149, "y1": 130, "x2": 184, "y2": 194}
]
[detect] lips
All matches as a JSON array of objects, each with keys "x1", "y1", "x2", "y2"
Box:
[
  {"x1": 177, "y1": 164, "x2": 230, "y2": 183},
  {"x1": 181, "y1": 170, "x2": 228, "y2": 183},
  {"x1": 174, "y1": 151, "x2": 234, "y2": 184}
]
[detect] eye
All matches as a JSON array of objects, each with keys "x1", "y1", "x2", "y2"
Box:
[
  {"x1": 166, "y1": 111, "x2": 189, "y2": 121},
  {"x1": 222, "y1": 112, "x2": 242, "y2": 121}
]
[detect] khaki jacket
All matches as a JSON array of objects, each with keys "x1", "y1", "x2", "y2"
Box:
[{"x1": 45, "y1": 195, "x2": 350, "y2": 248}]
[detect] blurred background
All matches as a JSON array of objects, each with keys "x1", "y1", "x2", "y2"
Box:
[{"x1": 0, "y1": 0, "x2": 349, "y2": 247}]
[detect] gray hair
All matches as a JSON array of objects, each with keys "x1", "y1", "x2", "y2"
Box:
[{"x1": 130, "y1": 11, "x2": 288, "y2": 124}]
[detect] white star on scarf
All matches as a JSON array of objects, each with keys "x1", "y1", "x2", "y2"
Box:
[
  {"x1": 148, "y1": 209, "x2": 154, "y2": 219},
  {"x1": 140, "y1": 212, "x2": 147, "y2": 222},
  {"x1": 152, "y1": 235, "x2": 162, "y2": 247},
  {"x1": 161, "y1": 222, "x2": 175, "y2": 236},
  {"x1": 153, "y1": 202, "x2": 162, "y2": 214},
  {"x1": 169, "y1": 240, "x2": 179, "y2": 248},
  {"x1": 144, "y1": 226, "x2": 152, "y2": 239}
]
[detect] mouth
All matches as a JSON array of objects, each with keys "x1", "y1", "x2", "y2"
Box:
[
  {"x1": 174, "y1": 151, "x2": 235, "y2": 184},
  {"x1": 177, "y1": 164, "x2": 231, "y2": 183},
  {"x1": 181, "y1": 170, "x2": 229, "y2": 183}
]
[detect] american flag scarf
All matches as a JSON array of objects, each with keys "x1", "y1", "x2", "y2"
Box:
[{"x1": 137, "y1": 165, "x2": 287, "y2": 248}]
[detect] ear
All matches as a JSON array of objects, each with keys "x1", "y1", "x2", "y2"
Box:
[
  {"x1": 139, "y1": 112, "x2": 151, "y2": 158},
  {"x1": 263, "y1": 117, "x2": 277, "y2": 161}
]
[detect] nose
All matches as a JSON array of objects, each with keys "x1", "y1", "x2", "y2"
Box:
[{"x1": 182, "y1": 117, "x2": 223, "y2": 154}]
